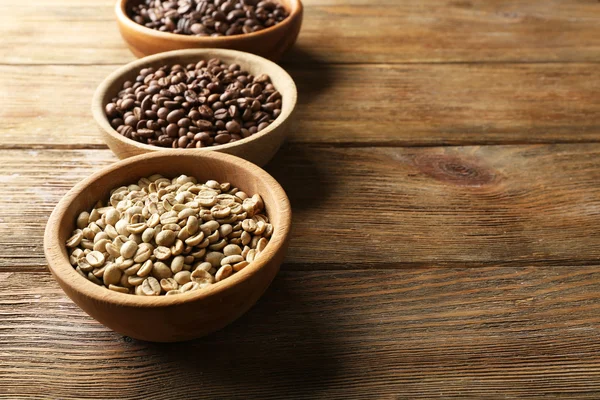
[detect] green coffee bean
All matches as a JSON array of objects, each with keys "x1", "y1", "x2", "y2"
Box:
[{"x1": 65, "y1": 175, "x2": 271, "y2": 296}]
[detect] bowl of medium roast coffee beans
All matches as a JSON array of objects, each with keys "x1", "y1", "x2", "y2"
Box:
[
  {"x1": 92, "y1": 48, "x2": 297, "y2": 166},
  {"x1": 115, "y1": 0, "x2": 303, "y2": 60},
  {"x1": 44, "y1": 150, "x2": 292, "y2": 342}
]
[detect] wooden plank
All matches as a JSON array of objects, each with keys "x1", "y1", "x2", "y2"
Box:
[
  {"x1": 2, "y1": 63, "x2": 599, "y2": 148},
  {"x1": 3, "y1": 144, "x2": 600, "y2": 269},
  {"x1": 1, "y1": 0, "x2": 599, "y2": 65},
  {"x1": 2, "y1": 267, "x2": 600, "y2": 398}
]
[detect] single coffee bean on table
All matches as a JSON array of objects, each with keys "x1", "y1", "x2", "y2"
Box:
[
  {"x1": 65, "y1": 174, "x2": 274, "y2": 296},
  {"x1": 128, "y1": 0, "x2": 289, "y2": 37},
  {"x1": 105, "y1": 58, "x2": 283, "y2": 148}
]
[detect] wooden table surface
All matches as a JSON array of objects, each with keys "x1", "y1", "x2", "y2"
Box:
[{"x1": 2, "y1": 0, "x2": 600, "y2": 398}]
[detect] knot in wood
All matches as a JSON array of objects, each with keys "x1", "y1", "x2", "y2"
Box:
[{"x1": 414, "y1": 154, "x2": 497, "y2": 187}]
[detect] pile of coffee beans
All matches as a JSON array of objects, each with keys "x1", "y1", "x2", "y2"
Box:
[
  {"x1": 65, "y1": 174, "x2": 273, "y2": 296},
  {"x1": 105, "y1": 58, "x2": 282, "y2": 148},
  {"x1": 128, "y1": 0, "x2": 289, "y2": 37}
]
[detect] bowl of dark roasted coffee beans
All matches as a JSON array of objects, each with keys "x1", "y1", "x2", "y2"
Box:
[
  {"x1": 92, "y1": 48, "x2": 297, "y2": 166},
  {"x1": 115, "y1": 0, "x2": 303, "y2": 60}
]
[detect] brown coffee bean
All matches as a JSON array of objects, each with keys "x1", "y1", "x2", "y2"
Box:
[
  {"x1": 166, "y1": 123, "x2": 179, "y2": 137},
  {"x1": 190, "y1": 23, "x2": 205, "y2": 34},
  {"x1": 105, "y1": 103, "x2": 119, "y2": 118},
  {"x1": 214, "y1": 133, "x2": 231, "y2": 144},
  {"x1": 137, "y1": 128, "x2": 155, "y2": 138},
  {"x1": 225, "y1": 120, "x2": 241, "y2": 134},
  {"x1": 262, "y1": 102, "x2": 275, "y2": 113},
  {"x1": 241, "y1": 107, "x2": 252, "y2": 121},
  {"x1": 110, "y1": 118, "x2": 124, "y2": 129},
  {"x1": 188, "y1": 109, "x2": 200, "y2": 120},
  {"x1": 206, "y1": 82, "x2": 220, "y2": 92},
  {"x1": 211, "y1": 101, "x2": 225, "y2": 111},
  {"x1": 178, "y1": 136, "x2": 189, "y2": 148},
  {"x1": 194, "y1": 131, "x2": 211, "y2": 142},
  {"x1": 166, "y1": 109, "x2": 185, "y2": 123},
  {"x1": 121, "y1": 98, "x2": 135, "y2": 110},
  {"x1": 228, "y1": 105, "x2": 238, "y2": 118},
  {"x1": 241, "y1": 128, "x2": 252, "y2": 138},
  {"x1": 214, "y1": 109, "x2": 228, "y2": 120},
  {"x1": 250, "y1": 83, "x2": 262, "y2": 97},
  {"x1": 178, "y1": 3, "x2": 192, "y2": 15},
  {"x1": 157, "y1": 107, "x2": 169, "y2": 119},
  {"x1": 141, "y1": 95, "x2": 152, "y2": 111},
  {"x1": 178, "y1": 118, "x2": 192, "y2": 128},
  {"x1": 207, "y1": 93, "x2": 220, "y2": 103},
  {"x1": 198, "y1": 105, "x2": 213, "y2": 119}
]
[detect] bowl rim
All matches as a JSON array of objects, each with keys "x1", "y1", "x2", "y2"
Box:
[
  {"x1": 91, "y1": 48, "x2": 297, "y2": 154},
  {"x1": 116, "y1": 0, "x2": 303, "y2": 44},
  {"x1": 43, "y1": 150, "x2": 292, "y2": 308}
]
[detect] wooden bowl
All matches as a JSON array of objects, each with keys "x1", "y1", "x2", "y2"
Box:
[
  {"x1": 116, "y1": 0, "x2": 303, "y2": 60},
  {"x1": 44, "y1": 151, "x2": 292, "y2": 342},
  {"x1": 92, "y1": 48, "x2": 297, "y2": 167}
]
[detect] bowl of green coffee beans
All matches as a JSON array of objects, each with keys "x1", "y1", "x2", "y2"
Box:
[{"x1": 44, "y1": 150, "x2": 291, "y2": 342}]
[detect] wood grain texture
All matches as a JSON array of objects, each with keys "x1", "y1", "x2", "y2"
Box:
[
  {"x1": 2, "y1": 63, "x2": 599, "y2": 148},
  {"x1": 3, "y1": 144, "x2": 600, "y2": 270},
  {"x1": 1, "y1": 0, "x2": 599, "y2": 64},
  {"x1": 3, "y1": 0, "x2": 600, "y2": 395},
  {"x1": 2, "y1": 267, "x2": 600, "y2": 398}
]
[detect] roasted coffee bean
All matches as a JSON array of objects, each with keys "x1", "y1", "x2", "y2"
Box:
[
  {"x1": 213, "y1": 108, "x2": 229, "y2": 120},
  {"x1": 167, "y1": 109, "x2": 185, "y2": 123},
  {"x1": 214, "y1": 133, "x2": 232, "y2": 144},
  {"x1": 105, "y1": 58, "x2": 281, "y2": 148},
  {"x1": 106, "y1": 103, "x2": 119, "y2": 118},
  {"x1": 225, "y1": 120, "x2": 241, "y2": 134},
  {"x1": 157, "y1": 107, "x2": 169, "y2": 119},
  {"x1": 121, "y1": 98, "x2": 135, "y2": 110}
]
